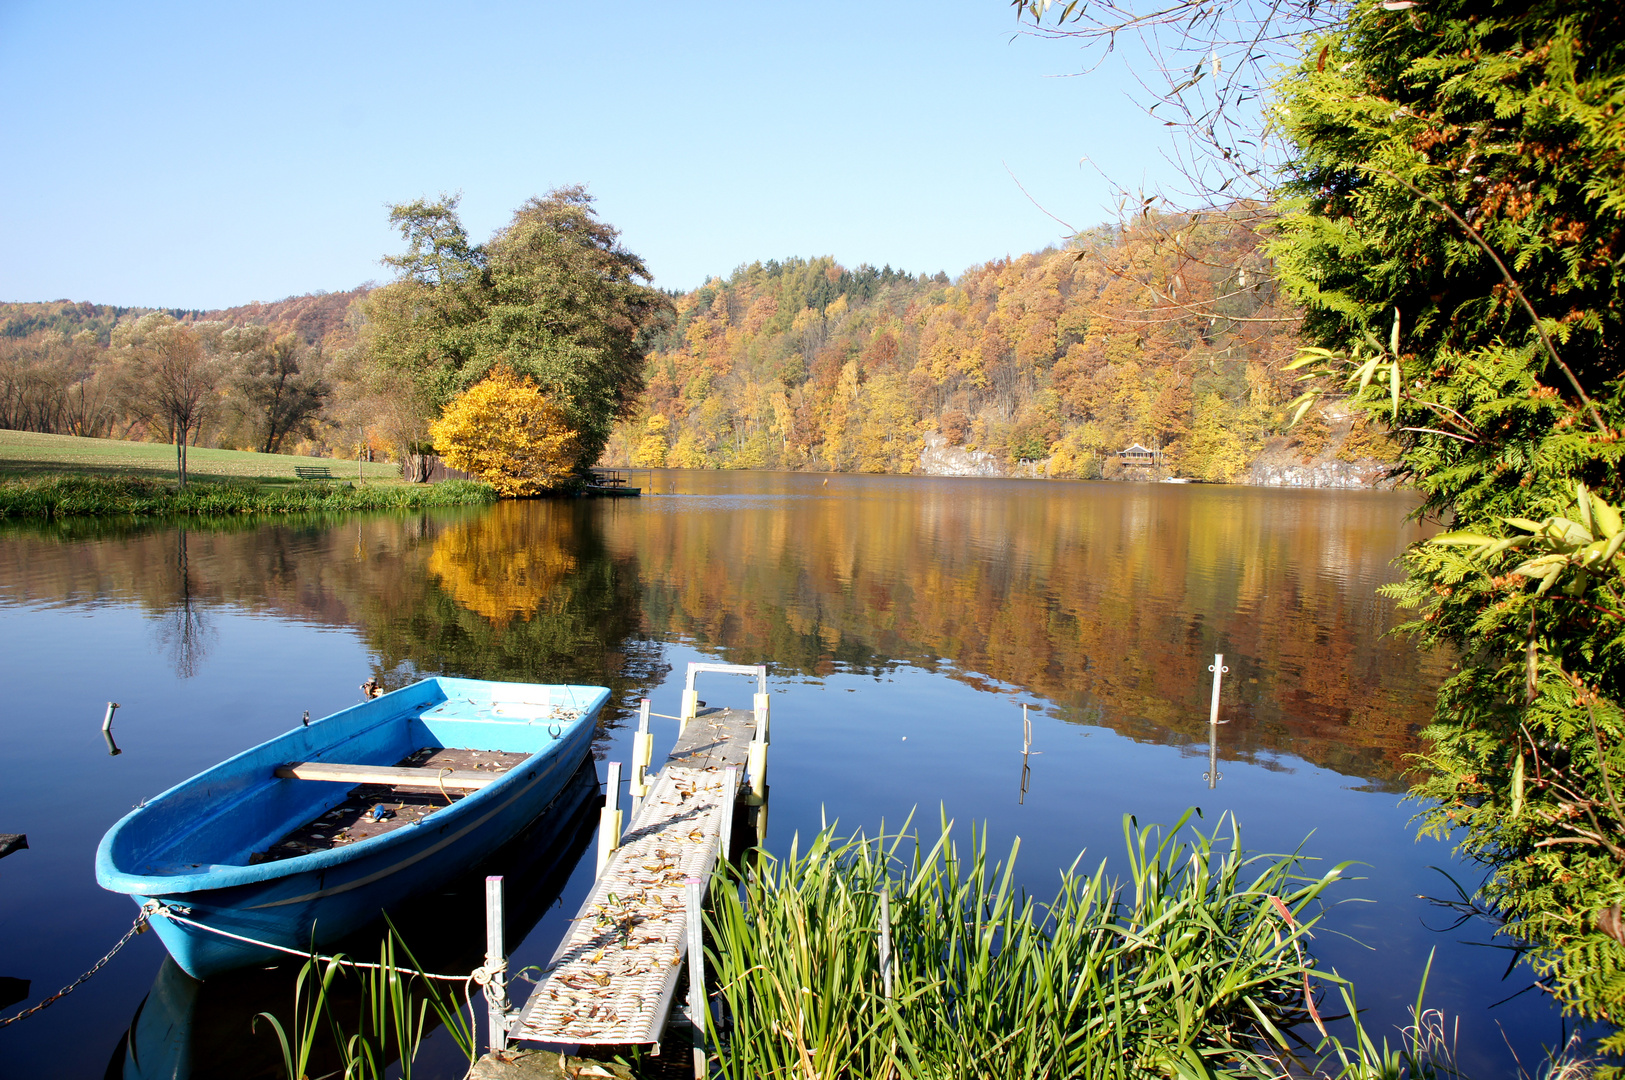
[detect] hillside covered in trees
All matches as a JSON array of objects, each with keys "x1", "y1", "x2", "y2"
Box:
[
  {"x1": 1, "y1": 206, "x2": 1392, "y2": 482},
  {"x1": 606, "y1": 207, "x2": 1394, "y2": 481}
]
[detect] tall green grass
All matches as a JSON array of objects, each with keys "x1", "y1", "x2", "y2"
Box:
[
  {"x1": 0, "y1": 474, "x2": 496, "y2": 519},
  {"x1": 705, "y1": 810, "x2": 1350, "y2": 1080},
  {"x1": 254, "y1": 929, "x2": 478, "y2": 1080}
]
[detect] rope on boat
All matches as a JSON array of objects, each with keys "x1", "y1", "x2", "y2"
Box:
[
  {"x1": 150, "y1": 903, "x2": 488, "y2": 1047},
  {"x1": 149, "y1": 901, "x2": 471, "y2": 981},
  {"x1": 0, "y1": 905, "x2": 153, "y2": 1027}
]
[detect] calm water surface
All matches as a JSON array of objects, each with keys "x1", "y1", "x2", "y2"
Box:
[{"x1": 0, "y1": 470, "x2": 1576, "y2": 1076}]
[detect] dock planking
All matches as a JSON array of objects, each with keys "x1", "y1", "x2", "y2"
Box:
[
  {"x1": 510, "y1": 680, "x2": 765, "y2": 1048},
  {"x1": 664, "y1": 705, "x2": 757, "y2": 774}
]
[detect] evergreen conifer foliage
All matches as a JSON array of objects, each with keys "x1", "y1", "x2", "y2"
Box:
[{"x1": 1272, "y1": 0, "x2": 1625, "y2": 1032}]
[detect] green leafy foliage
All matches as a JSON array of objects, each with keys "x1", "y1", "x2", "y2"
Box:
[
  {"x1": 361, "y1": 188, "x2": 670, "y2": 470},
  {"x1": 1272, "y1": 0, "x2": 1625, "y2": 1035}
]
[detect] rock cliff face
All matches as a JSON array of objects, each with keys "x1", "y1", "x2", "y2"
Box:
[
  {"x1": 917, "y1": 433, "x2": 1005, "y2": 477},
  {"x1": 915, "y1": 427, "x2": 1399, "y2": 488},
  {"x1": 1248, "y1": 459, "x2": 1394, "y2": 489}
]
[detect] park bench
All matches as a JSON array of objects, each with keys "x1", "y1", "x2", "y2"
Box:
[{"x1": 293, "y1": 465, "x2": 333, "y2": 480}]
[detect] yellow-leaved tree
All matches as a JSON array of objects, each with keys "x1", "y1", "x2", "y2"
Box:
[{"x1": 429, "y1": 365, "x2": 579, "y2": 496}]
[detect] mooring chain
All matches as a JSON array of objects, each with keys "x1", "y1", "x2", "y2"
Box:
[{"x1": 0, "y1": 903, "x2": 155, "y2": 1027}]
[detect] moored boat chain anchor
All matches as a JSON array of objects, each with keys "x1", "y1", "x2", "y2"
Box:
[{"x1": 0, "y1": 903, "x2": 154, "y2": 1027}]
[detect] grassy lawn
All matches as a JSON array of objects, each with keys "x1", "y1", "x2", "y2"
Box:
[
  {"x1": 0, "y1": 430, "x2": 498, "y2": 518},
  {"x1": 0, "y1": 429, "x2": 403, "y2": 484}
]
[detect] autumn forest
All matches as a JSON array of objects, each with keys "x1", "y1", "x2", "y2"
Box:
[{"x1": 0, "y1": 204, "x2": 1392, "y2": 483}]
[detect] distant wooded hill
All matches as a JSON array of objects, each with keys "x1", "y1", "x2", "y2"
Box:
[
  {"x1": 0, "y1": 286, "x2": 368, "y2": 349},
  {"x1": 2, "y1": 210, "x2": 1390, "y2": 479},
  {"x1": 607, "y1": 207, "x2": 1392, "y2": 481}
]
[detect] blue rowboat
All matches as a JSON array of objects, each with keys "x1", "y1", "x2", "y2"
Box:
[{"x1": 96, "y1": 676, "x2": 609, "y2": 979}]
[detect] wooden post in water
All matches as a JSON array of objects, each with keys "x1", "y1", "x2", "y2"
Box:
[
  {"x1": 685, "y1": 876, "x2": 707, "y2": 1080},
  {"x1": 484, "y1": 875, "x2": 510, "y2": 1055},
  {"x1": 102, "y1": 702, "x2": 122, "y2": 757},
  {"x1": 879, "y1": 887, "x2": 894, "y2": 1000},
  {"x1": 1204, "y1": 654, "x2": 1229, "y2": 789},
  {"x1": 597, "y1": 762, "x2": 623, "y2": 879}
]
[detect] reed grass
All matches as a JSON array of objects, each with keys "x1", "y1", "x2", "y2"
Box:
[
  {"x1": 0, "y1": 473, "x2": 495, "y2": 519},
  {"x1": 705, "y1": 809, "x2": 1351, "y2": 1080},
  {"x1": 253, "y1": 928, "x2": 478, "y2": 1080}
]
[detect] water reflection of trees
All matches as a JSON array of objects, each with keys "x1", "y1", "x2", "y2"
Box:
[
  {"x1": 365, "y1": 501, "x2": 666, "y2": 701},
  {"x1": 596, "y1": 481, "x2": 1451, "y2": 787},
  {"x1": 0, "y1": 505, "x2": 667, "y2": 720},
  {"x1": 155, "y1": 529, "x2": 213, "y2": 678},
  {"x1": 0, "y1": 484, "x2": 1449, "y2": 785}
]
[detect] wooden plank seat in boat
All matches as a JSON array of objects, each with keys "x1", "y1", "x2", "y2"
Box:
[{"x1": 274, "y1": 761, "x2": 496, "y2": 791}]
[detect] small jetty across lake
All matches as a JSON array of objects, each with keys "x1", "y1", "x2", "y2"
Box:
[
  {"x1": 492, "y1": 662, "x2": 769, "y2": 1054},
  {"x1": 585, "y1": 468, "x2": 641, "y2": 497}
]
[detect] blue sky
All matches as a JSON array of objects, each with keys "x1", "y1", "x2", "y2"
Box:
[{"x1": 0, "y1": 1, "x2": 1179, "y2": 309}]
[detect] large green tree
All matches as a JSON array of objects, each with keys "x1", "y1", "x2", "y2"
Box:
[
  {"x1": 1271, "y1": 0, "x2": 1625, "y2": 1034},
  {"x1": 361, "y1": 187, "x2": 669, "y2": 474}
]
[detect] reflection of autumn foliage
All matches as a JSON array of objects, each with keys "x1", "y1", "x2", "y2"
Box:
[
  {"x1": 598, "y1": 477, "x2": 1449, "y2": 787},
  {"x1": 426, "y1": 502, "x2": 578, "y2": 627},
  {"x1": 0, "y1": 482, "x2": 1442, "y2": 784},
  {"x1": 0, "y1": 504, "x2": 665, "y2": 718}
]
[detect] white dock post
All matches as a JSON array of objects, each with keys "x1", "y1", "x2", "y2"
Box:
[
  {"x1": 685, "y1": 876, "x2": 707, "y2": 1079},
  {"x1": 747, "y1": 685, "x2": 770, "y2": 804},
  {"x1": 1208, "y1": 653, "x2": 1227, "y2": 727},
  {"x1": 680, "y1": 667, "x2": 700, "y2": 735},
  {"x1": 484, "y1": 875, "x2": 510, "y2": 1055},
  {"x1": 632, "y1": 698, "x2": 653, "y2": 805},
  {"x1": 597, "y1": 762, "x2": 623, "y2": 879}
]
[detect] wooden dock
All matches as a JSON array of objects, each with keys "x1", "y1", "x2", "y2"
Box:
[{"x1": 504, "y1": 664, "x2": 767, "y2": 1049}]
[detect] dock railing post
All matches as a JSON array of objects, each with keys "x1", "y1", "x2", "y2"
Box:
[
  {"x1": 598, "y1": 762, "x2": 623, "y2": 879},
  {"x1": 680, "y1": 667, "x2": 700, "y2": 736},
  {"x1": 747, "y1": 689, "x2": 770, "y2": 805},
  {"x1": 484, "y1": 875, "x2": 510, "y2": 1055},
  {"x1": 685, "y1": 875, "x2": 707, "y2": 1079},
  {"x1": 632, "y1": 698, "x2": 653, "y2": 808}
]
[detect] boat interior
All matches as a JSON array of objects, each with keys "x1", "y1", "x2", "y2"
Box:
[{"x1": 110, "y1": 679, "x2": 596, "y2": 879}]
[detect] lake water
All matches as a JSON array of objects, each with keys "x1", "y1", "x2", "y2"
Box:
[{"x1": 0, "y1": 470, "x2": 1578, "y2": 1076}]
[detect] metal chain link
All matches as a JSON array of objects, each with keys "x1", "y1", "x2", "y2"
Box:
[{"x1": 0, "y1": 906, "x2": 152, "y2": 1027}]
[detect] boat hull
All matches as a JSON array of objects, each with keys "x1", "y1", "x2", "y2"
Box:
[{"x1": 97, "y1": 677, "x2": 608, "y2": 979}]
